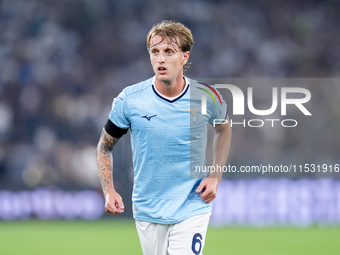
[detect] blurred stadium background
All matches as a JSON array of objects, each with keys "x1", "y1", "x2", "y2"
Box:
[{"x1": 1, "y1": 0, "x2": 340, "y2": 254}]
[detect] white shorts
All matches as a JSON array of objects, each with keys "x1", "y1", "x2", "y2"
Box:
[{"x1": 135, "y1": 213, "x2": 211, "y2": 255}]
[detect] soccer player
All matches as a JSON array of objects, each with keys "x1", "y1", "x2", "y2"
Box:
[{"x1": 96, "y1": 20, "x2": 231, "y2": 255}]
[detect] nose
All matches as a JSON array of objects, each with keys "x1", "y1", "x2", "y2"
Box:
[{"x1": 157, "y1": 52, "x2": 165, "y2": 63}]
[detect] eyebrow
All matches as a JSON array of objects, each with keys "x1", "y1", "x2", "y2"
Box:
[{"x1": 150, "y1": 45, "x2": 176, "y2": 53}]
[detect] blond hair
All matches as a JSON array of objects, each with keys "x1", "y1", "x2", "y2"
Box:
[{"x1": 146, "y1": 20, "x2": 194, "y2": 70}]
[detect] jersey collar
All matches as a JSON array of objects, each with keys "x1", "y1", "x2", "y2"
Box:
[{"x1": 152, "y1": 76, "x2": 190, "y2": 103}]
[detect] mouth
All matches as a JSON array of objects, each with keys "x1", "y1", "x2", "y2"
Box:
[{"x1": 158, "y1": 66, "x2": 167, "y2": 74}]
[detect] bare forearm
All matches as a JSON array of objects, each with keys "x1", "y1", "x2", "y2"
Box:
[
  {"x1": 96, "y1": 149, "x2": 114, "y2": 195},
  {"x1": 196, "y1": 120, "x2": 231, "y2": 202},
  {"x1": 96, "y1": 128, "x2": 119, "y2": 195},
  {"x1": 211, "y1": 121, "x2": 232, "y2": 179}
]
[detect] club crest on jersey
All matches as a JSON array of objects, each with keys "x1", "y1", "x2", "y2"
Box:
[{"x1": 184, "y1": 108, "x2": 200, "y2": 123}]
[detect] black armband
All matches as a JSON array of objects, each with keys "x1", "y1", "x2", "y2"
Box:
[{"x1": 104, "y1": 119, "x2": 129, "y2": 138}]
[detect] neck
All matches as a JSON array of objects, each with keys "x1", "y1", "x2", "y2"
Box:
[{"x1": 154, "y1": 75, "x2": 185, "y2": 97}]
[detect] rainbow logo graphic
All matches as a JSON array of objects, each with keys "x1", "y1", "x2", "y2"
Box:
[{"x1": 197, "y1": 82, "x2": 222, "y2": 106}]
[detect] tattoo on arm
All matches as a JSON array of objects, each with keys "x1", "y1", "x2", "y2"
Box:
[{"x1": 96, "y1": 128, "x2": 120, "y2": 195}]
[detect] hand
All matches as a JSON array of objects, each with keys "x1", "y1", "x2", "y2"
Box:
[
  {"x1": 104, "y1": 191, "x2": 125, "y2": 215},
  {"x1": 196, "y1": 178, "x2": 220, "y2": 203}
]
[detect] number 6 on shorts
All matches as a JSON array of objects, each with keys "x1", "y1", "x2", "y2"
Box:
[{"x1": 191, "y1": 233, "x2": 203, "y2": 254}]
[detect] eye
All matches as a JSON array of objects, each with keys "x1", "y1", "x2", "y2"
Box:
[
  {"x1": 166, "y1": 50, "x2": 173, "y2": 55},
  {"x1": 151, "y1": 49, "x2": 158, "y2": 55}
]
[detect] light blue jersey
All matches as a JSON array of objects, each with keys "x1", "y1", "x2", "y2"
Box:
[{"x1": 108, "y1": 76, "x2": 227, "y2": 224}]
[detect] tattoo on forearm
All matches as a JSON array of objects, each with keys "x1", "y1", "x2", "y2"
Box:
[{"x1": 96, "y1": 129, "x2": 119, "y2": 194}]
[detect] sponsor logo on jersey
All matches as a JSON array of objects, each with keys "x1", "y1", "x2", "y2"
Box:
[{"x1": 141, "y1": 114, "x2": 157, "y2": 121}]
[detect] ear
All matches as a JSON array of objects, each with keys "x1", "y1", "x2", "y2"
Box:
[{"x1": 182, "y1": 51, "x2": 190, "y2": 66}]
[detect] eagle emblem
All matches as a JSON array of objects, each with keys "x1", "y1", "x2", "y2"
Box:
[{"x1": 184, "y1": 108, "x2": 201, "y2": 123}]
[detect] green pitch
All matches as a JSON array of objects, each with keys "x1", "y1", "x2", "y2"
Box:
[{"x1": 0, "y1": 219, "x2": 339, "y2": 255}]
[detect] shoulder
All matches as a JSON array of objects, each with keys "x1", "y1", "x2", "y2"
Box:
[
  {"x1": 188, "y1": 78, "x2": 201, "y2": 88},
  {"x1": 189, "y1": 79, "x2": 222, "y2": 101},
  {"x1": 189, "y1": 79, "x2": 218, "y2": 92},
  {"x1": 122, "y1": 77, "x2": 154, "y2": 98}
]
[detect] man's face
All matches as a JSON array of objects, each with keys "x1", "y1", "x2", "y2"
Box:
[{"x1": 149, "y1": 34, "x2": 189, "y2": 84}]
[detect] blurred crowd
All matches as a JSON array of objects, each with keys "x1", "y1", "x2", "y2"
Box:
[{"x1": 0, "y1": 0, "x2": 339, "y2": 190}]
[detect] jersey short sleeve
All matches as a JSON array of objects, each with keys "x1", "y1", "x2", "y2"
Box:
[
  {"x1": 108, "y1": 90, "x2": 130, "y2": 129},
  {"x1": 208, "y1": 88, "x2": 228, "y2": 125}
]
